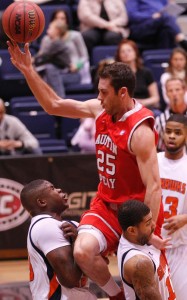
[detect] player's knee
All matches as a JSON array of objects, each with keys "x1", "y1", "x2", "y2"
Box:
[
  {"x1": 74, "y1": 243, "x2": 91, "y2": 266},
  {"x1": 74, "y1": 237, "x2": 97, "y2": 268}
]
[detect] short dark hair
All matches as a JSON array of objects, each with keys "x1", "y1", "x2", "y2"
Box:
[
  {"x1": 20, "y1": 179, "x2": 48, "y2": 211},
  {"x1": 99, "y1": 62, "x2": 136, "y2": 97},
  {"x1": 118, "y1": 200, "x2": 150, "y2": 231},
  {"x1": 166, "y1": 114, "x2": 187, "y2": 128}
]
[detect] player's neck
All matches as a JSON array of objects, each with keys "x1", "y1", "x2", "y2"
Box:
[
  {"x1": 112, "y1": 99, "x2": 135, "y2": 122},
  {"x1": 35, "y1": 211, "x2": 62, "y2": 221}
]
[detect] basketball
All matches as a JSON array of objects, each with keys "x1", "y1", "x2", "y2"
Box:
[{"x1": 2, "y1": 1, "x2": 45, "y2": 43}]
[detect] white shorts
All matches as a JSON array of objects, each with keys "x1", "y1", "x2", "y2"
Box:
[
  {"x1": 165, "y1": 244, "x2": 187, "y2": 300},
  {"x1": 78, "y1": 225, "x2": 107, "y2": 253}
]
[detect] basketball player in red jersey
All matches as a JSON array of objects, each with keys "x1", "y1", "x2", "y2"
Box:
[{"x1": 8, "y1": 41, "x2": 163, "y2": 300}]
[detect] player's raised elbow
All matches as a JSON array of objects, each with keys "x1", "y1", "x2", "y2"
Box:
[{"x1": 43, "y1": 101, "x2": 61, "y2": 115}]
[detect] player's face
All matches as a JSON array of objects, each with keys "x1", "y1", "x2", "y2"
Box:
[
  {"x1": 98, "y1": 78, "x2": 123, "y2": 116},
  {"x1": 136, "y1": 212, "x2": 155, "y2": 245},
  {"x1": 44, "y1": 182, "x2": 69, "y2": 213},
  {"x1": 164, "y1": 121, "x2": 186, "y2": 153}
]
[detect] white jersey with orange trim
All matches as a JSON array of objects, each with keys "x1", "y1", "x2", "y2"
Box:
[
  {"x1": 158, "y1": 152, "x2": 187, "y2": 247},
  {"x1": 117, "y1": 236, "x2": 176, "y2": 300},
  {"x1": 158, "y1": 152, "x2": 187, "y2": 300},
  {"x1": 28, "y1": 215, "x2": 96, "y2": 300}
]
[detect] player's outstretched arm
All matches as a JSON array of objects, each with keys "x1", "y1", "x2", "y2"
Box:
[
  {"x1": 124, "y1": 255, "x2": 162, "y2": 300},
  {"x1": 7, "y1": 41, "x2": 101, "y2": 119}
]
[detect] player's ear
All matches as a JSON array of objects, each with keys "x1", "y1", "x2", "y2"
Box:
[
  {"x1": 37, "y1": 198, "x2": 47, "y2": 207},
  {"x1": 127, "y1": 226, "x2": 137, "y2": 235},
  {"x1": 120, "y1": 87, "x2": 127, "y2": 97}
]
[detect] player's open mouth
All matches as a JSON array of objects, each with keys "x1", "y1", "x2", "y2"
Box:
[{"x1": 167, "y1": 142, "x2": 176, "y2": 147}]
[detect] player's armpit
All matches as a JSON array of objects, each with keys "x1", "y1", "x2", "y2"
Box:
[{"x1": 125, "y1": 255, "x2": 162, "y2": 300}]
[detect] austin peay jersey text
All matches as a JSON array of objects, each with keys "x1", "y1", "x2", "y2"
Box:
[{"x1": 95, "y1": 101, "x2": 157, "y2": 204}]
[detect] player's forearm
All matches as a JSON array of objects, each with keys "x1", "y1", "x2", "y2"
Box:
[
  {"x1": 144, "y1": 186, "x2": 161, "y2": 223},
  {"x1": 23, "y1": 67, "x2": 62, "y2": 115},
  {"x1": 57, "y1": 266, "x2": 82, "y2": 288}
]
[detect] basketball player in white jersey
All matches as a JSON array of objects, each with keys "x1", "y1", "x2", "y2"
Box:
[
  {"x1": 20, "y1": 179, "x2": 96, "y2": 300},
  {"x1": 158, "y1": 114, "x2": 187, "y2": 300},
  {"x1": 117, "y1": 200, "x2": 176, "y2": 300}
]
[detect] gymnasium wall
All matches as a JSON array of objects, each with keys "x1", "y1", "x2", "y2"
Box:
[{"x1": 0, "y1": 153, "x2": 99, "y2": 259}]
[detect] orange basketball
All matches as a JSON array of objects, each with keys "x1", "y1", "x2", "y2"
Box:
[{"x1": 2, "y1": 1, "x2": 45, "y2": 43}]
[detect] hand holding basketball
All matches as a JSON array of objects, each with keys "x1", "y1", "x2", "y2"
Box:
[{"x1": 2, "y1": 1, "x2": 45, "y2": 43}]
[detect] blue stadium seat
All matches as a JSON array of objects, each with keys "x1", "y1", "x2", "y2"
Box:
[
  {"x1": 0, "y1": 0, "x2": 13, "y2": 10},
  {"x1": 9, "y1": 96, "x2": 38, "y2": 111},
  {"x1": 91, "y1": 45, "x2": 117, "y2": 66},
  {"x1": 65, "y1": 83, "x2": 95, "y2": 95},
  {"x1": 0, "y1": 50, "x2": 24, "y2": 80},
  {"x1": 10, "y1": 101, "x2": 43, "y2": 115},
  {"x1": 142, "y1": 49, "x2": 172, "y2": 82},
  {"x1": 0, "y1": 50, "x2": 36, "y2": 100},
  {"x1": 0, "y1": 49, "x2": 36, "y2": 80},
  {"x1": 66, "y1": 93, "x2": 97, "y2": 100},
  {"x1": 60, "y1": 117, "x2": 80, "y2": 144},
  {"x1": 10, "y1": 102, "x2": 57, "y2": 139},
  {"x1": 39, "y1": 139, "x2": 68, "y2": 153}
]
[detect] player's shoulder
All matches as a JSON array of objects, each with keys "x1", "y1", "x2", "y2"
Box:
[
  {"x1": 30, "y1": 215, "x2": 60, "y2": 231},
  {"x1": 62, "y1": 220, "x2": 79, "y2": 227},
  {"x1": 125, "y1": 252, "x2": 153, "y2": 277}
]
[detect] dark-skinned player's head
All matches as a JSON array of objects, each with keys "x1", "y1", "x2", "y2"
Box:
[
  {"x1": 118, "y1": 200, "x2": 154, "y2": 245},
  {"x1": 20, "y1": 179, "x2": 68, "y2": 217},
  {"x1": 164, "y1": 114, "x2": 187, "y2": 154}
]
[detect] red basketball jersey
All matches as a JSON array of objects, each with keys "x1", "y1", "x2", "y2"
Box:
[{"x1": 95, "y1": 103, "x2": 157, "y2": 204}]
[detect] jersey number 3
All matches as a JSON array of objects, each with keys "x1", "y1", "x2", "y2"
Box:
[{"x1": 163, "y1": 196, "x2": 178, "y2": 219}]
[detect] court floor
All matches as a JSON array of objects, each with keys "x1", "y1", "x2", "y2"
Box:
[{"x1": 0, "y1": 255, "x2": 120, "y2": 299}]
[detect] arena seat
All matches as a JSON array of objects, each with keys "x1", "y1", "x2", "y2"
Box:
[
  {"x1": 9, "y1": 96, "x2": 38, "y2": 112},
  {"x1": 65, "y1": 93, "x2": 97, "y2": 100},
  {"x1": 39, "y1": 139, "x2": 68, "y2": 154},
  {"x1": 10, "y1": 102, "x2": 57, "y2": 140},
  {"x1": 65, "y1": 83, "x2": 95, "y2": 95},
  {"x1": 0, "y1": 50, "x2": 24, "y2": 80},
  {"x1": 142, "y1": 49, "x2": 173, "y2": 82},
  {"x1": 91, "y1": 45, "x2": 117, "y2": 66}
]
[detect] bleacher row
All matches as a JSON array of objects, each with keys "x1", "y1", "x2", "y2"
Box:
[
  {"x1": 0, "y1": 46, "x2": 173, "y2": 154},
  {"x1": 0, "y1": 2, "x2": 175, "y2": 154}
]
